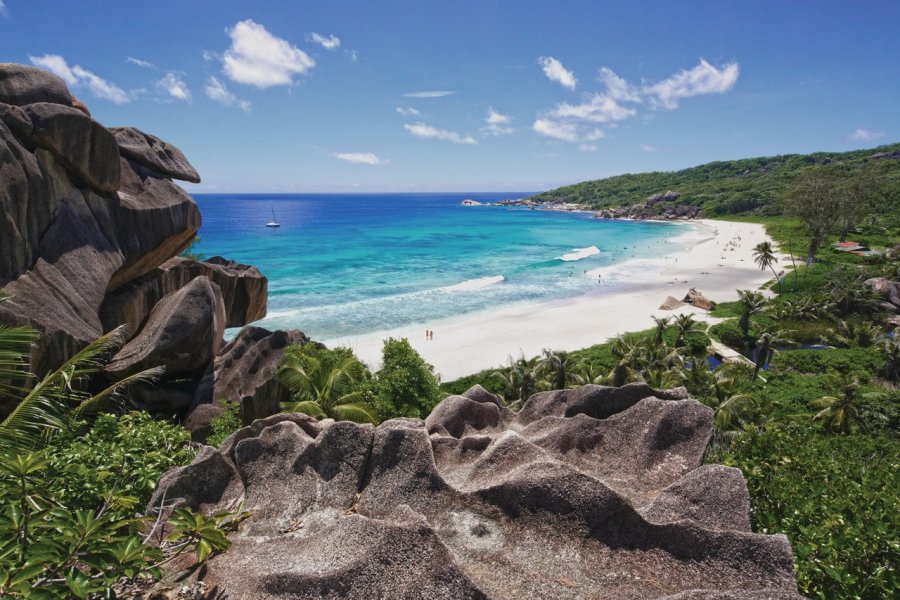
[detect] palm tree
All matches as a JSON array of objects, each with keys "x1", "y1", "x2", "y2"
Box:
[
  {"x1": 811, "y1": 377, "x2": 885, "y2": 433},
  {"x1": 651, "y1": 316, "x2": 670, "y2": 345},
  {"x1": 0, "y1": 324, "x2": 163, "y2": 453},
  {"x1": 753, "y1": 241, "x2": 781, "y2": 292},
  {"x1": 607, "y1": 336, "x2": 641, "y2": 387},
  {"x1": 492, "y1": 354, "x2": 538, "y2": 402},
  {"x1": 737, "y1": 290, "x2": 767, "y2": 338},
  {"x1": 276, "y1": 348, "x2": 375, "y2": 424},
  {"x1": 672, "y1": 313, "x2": 704, "y2": 348},
  {"x1": 537, "y1": 348, "x2": 576, "y2": 390},
  {"x1": 753, "y1": 329, "x2": 793, "y2": 378},
  {"x1": 707, "y1": 373, "x2": 756, "y2": 434},
  {"x1": 879, "y1": 337, "x2": 900, "y2": 382},
  {"x1": 571, "y1": 359, "x2": 606, "y2": 386}
]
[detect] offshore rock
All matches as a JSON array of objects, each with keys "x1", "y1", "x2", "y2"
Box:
[
  {"x1": 111, "y1": 126, "x2": 201, "y2": 183},
  {"x1": 105, "y1": 277, "x2": 225, "y2": 379},
  {"x1": 148, "y1": 384, "x2": 802, "y2": 599},
  {"x1": 0, "y1": 63, "x2": 73, "y2": 107}
]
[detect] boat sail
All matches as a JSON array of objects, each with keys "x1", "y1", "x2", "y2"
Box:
[{"x1": 265, "y1": 206, "x2": 280, "y2": 228}]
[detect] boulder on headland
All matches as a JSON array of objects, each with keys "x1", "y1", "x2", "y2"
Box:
[
  {"x1": 147, "y1": 383, "x2": 803, "y2": 599},
  {"x1": 111, "y1": 126, "x2": 201, "y2": 183},
  {"x1": 0, "y1": 63, "x2": 73, "y2": 107},
  {"x1": 105, "y1": 276, "x2": 226, "y2": 379}
]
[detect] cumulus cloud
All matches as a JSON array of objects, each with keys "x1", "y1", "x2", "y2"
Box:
[
  {"x1": 127, "y1": 56, "x2": 155, "y2": 69},
  {"x1": 223, "y1": 19, "x2": 314, "y2": 88},
  {"x1": 404, "y1": 122, "x2": 476, "y2": 144},
  {"x1": 396, "y1": 106, "x2": 421, "y2": 116},
  {"x1": 644, "y1": 59, "x2": 739, "y2": 109},
  {"x1": 334, "y1": 152, "x2": 388, "y2": 165},
  {"x1": 532, "y1": 118, "x2": 578, "y2": 142},
  {"x1": 481, "y1": 107, "x2": 515, "y2": 136},
  {"x1": 532, "y1": 59, "x2": 739, "y2": 145},
  {"x1": 848, "y1": 127, "x2": 885, "y2": 143},
  {"x1": 205, "y1": 76, "x2": 251, "y2": 112},
  {"x1": 403, "y1": 90, "x2": 454, "y2": 98},
  {"x1": 157, "y1": 72, "x2": 191, "y2": 102},
  {"x1": 309, "y1": 32, "x2": 341, "y2": 50},
  {"x1": 538, "y1": 56, "x2": 576, "y2": 90},
  {"x1": 29, "y1": 54, "x2": 130, "y2": 104}
]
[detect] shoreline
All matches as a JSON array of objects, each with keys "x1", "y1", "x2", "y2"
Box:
[{"x1": 323, "y1": 218, "x2": 785, "y2": 381}]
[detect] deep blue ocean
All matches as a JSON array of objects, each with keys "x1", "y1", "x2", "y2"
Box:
[{"x1": 192, "y1": 193, "x2": 698, "y2": 339}]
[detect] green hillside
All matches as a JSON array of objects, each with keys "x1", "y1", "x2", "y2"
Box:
[{"x1": 530, "y1": 143, "x2": 900, "y2": 218}]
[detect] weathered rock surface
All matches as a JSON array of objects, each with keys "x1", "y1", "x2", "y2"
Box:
[
  {"x1": 100, "y1": 256, "x2": 266, "y2": 334},
  {"x1": 22, "y1": 102, "x2": 120, "y2": 192},
  {"x1": 149, "y1": 383, "x2": 802, "y2": 599},
  {"x1": 865, "y1": 277, "x2": 900, "y2": 313},
  {"x1": 110, "y1": 126, "x2": 201, "y2": 183},
  {"x1": 0, "y1": 63, "x2": 73, "y2": 107},
  {"x1": 105, "y1": 277, "x2": 225, "y2": 379},
  {"x1": 193, "y1": 326, "x2": 310, "y2": 426}
]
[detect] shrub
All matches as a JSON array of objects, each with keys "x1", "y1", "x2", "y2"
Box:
[
  {"x1": 373, "y1": 338, "x2": 441, "y2": 420},
  {"x1": 208, "y1": 403, "x2": 242, "y2": 447}
]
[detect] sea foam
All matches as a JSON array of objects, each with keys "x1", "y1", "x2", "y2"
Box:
[
  {"x1": 440, "y1": 275, "x2": 506, "y2": 292},
  {"x1": 558, "y1": 246, "x2": 601, "y2": 261}
]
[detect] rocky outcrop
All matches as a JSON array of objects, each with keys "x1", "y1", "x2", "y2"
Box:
[
  {"x1": 105, "y1": 277, "x2": 225, "y2": 379},
  {"x1": 0, "y1": 64, "x2": 73, "y2": 107},
  {"x1": 865, "y1": 277, "x2": 900, "y2": 313},
  {"x1": 192, "y1": 326, "x2": 310, "y2": 427},
  {"x1": 100, "y1": 256, "x2": 266, "y2": 333},
  {"x1": 110, "y1": 126, "x2": 200, "y2": 183},
  {"x1": 148, "y1": 383, "x2": 802, "y2": 599},
  {"x1": 0, "y1": 63, "x2": 273, "y2": 421}
]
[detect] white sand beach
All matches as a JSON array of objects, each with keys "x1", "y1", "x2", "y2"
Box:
[{"x1": 323, "y1": 219, "x2": 787, "y2": 381}]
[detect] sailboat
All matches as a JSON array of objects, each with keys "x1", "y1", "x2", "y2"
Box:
[{"x1": 265, "y1": 206, "x2": 280, "y2": 228}]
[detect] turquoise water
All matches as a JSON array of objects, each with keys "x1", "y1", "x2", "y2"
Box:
[{"x1": 193, "y1": 193, "x2": 698, "y2": 339}]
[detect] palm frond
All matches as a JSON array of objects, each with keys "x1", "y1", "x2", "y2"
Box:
[
  {"x1": 282, "y1": 400, "x2": 327, "y2": 418},
  {"x1": 331, "y1": 403, "x2": 377, "y2": 424},
  {"x1": 0, "y1": 325, "x2": 37, "y2": 398},
  {"x1": 73, "y1": 365, "x2": 166, "y2": 418},
  {"x1": 0, "y1": 326, "x2": 128, "y2": 452}
]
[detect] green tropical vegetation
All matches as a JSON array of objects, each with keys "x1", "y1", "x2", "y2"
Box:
[
  {"x1": 443, "y1": 206, "x2": 900, "y2": 598},
  {"x1": 529, "y1": 142, "x2": 900, "y2": 223},
  {"x1": 0, "y1": 306, "x2": 245, "y2": 598}
]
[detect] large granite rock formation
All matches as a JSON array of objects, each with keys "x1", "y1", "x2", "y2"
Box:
[
  {"x1": 0, "y1": 63, "x2": 271, "y2": 420},
  {"x1": 148, "y1": 383, "x2": 802, "y2": 599}
]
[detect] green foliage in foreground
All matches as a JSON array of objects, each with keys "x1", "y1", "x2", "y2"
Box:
[
  {"x1": 207, "y1": 402, "x2": 241, "y2": 448},
  {"x1": 529, "y1": 142, "x2": 900, "y2": 220},
  {"x1": 371, "y1": 337, "x2": 441, "y2": 421},
  {"x1": 711, "y1": 425, "x2": 899, "y2": 598}
]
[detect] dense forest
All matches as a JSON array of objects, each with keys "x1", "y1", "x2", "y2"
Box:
[{"x1": 530, "y1": 142, "x2": 900, "y2": 219}]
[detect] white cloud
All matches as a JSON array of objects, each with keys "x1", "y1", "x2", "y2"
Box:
[
  {"x1": 334, "y1": 152, "x2": 388, "y2": 165},
  {"x1": 347, "y1": 49, "x2": 359, "y2": 62},
  {"x1": 223, "y1": 19, "x2": 315, "y2": 88},
  {"x1": 848, "y1": 128, "x2": 885, "y2": 143},
  {"x1": 127, "y1": 56, "x2": 155, "y2": 69},
  {"x1": 578, "y1": 144, "x2": 597, "y2": 152},
  {"x1": 309, "y1": 32, "x2": 341, "y2": 50},
  {"x1": 538, "y1": 56, "x2": 576, "y2": 90},
  {"x1": 0, "y1": 1, "x2": 7, "y2": 17},
  {"x1": 644, "y1": 59, "x2": 739, "y2": 109},
  {"x1": 481, "y1": 107, "x2": 515, "y2": 136},
  {"x1": 532, "y1": 59, "x2": 739, "y2": 145},
  {"x1": 205, "y1": 76, "x2": 251, "y2": 112},
  {"x1": 532, "y1": 118, "x2": 578, "y2": 142},
  {"x1": 404, "y1": 122, "x2": 476, "y2": 144},
  {"x1": 548, "y1": 93, "x2": 636, "y2": 124},
  {"x1": 29, "y1": 54, "x2": 130, "y2": 104},
  {"x1": 157, "y1": 72, "x2": 191, "y2": 102},
  {"x1": 598, "y1": 67, "x2": 641, "y2": 102},
  {"x1": 396, "y1": 106, "x2": 421, "y2": 116},
  {"x1": 403, "y1": 91, "x2": 454, "y2": 98},
  {"x1": 640, "y1": 144, "x2": 657, "y2": 152}
]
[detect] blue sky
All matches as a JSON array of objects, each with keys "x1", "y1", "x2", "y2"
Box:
[{"x1": 2, "y1": 0, "x2": 898, "y2": 192}]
